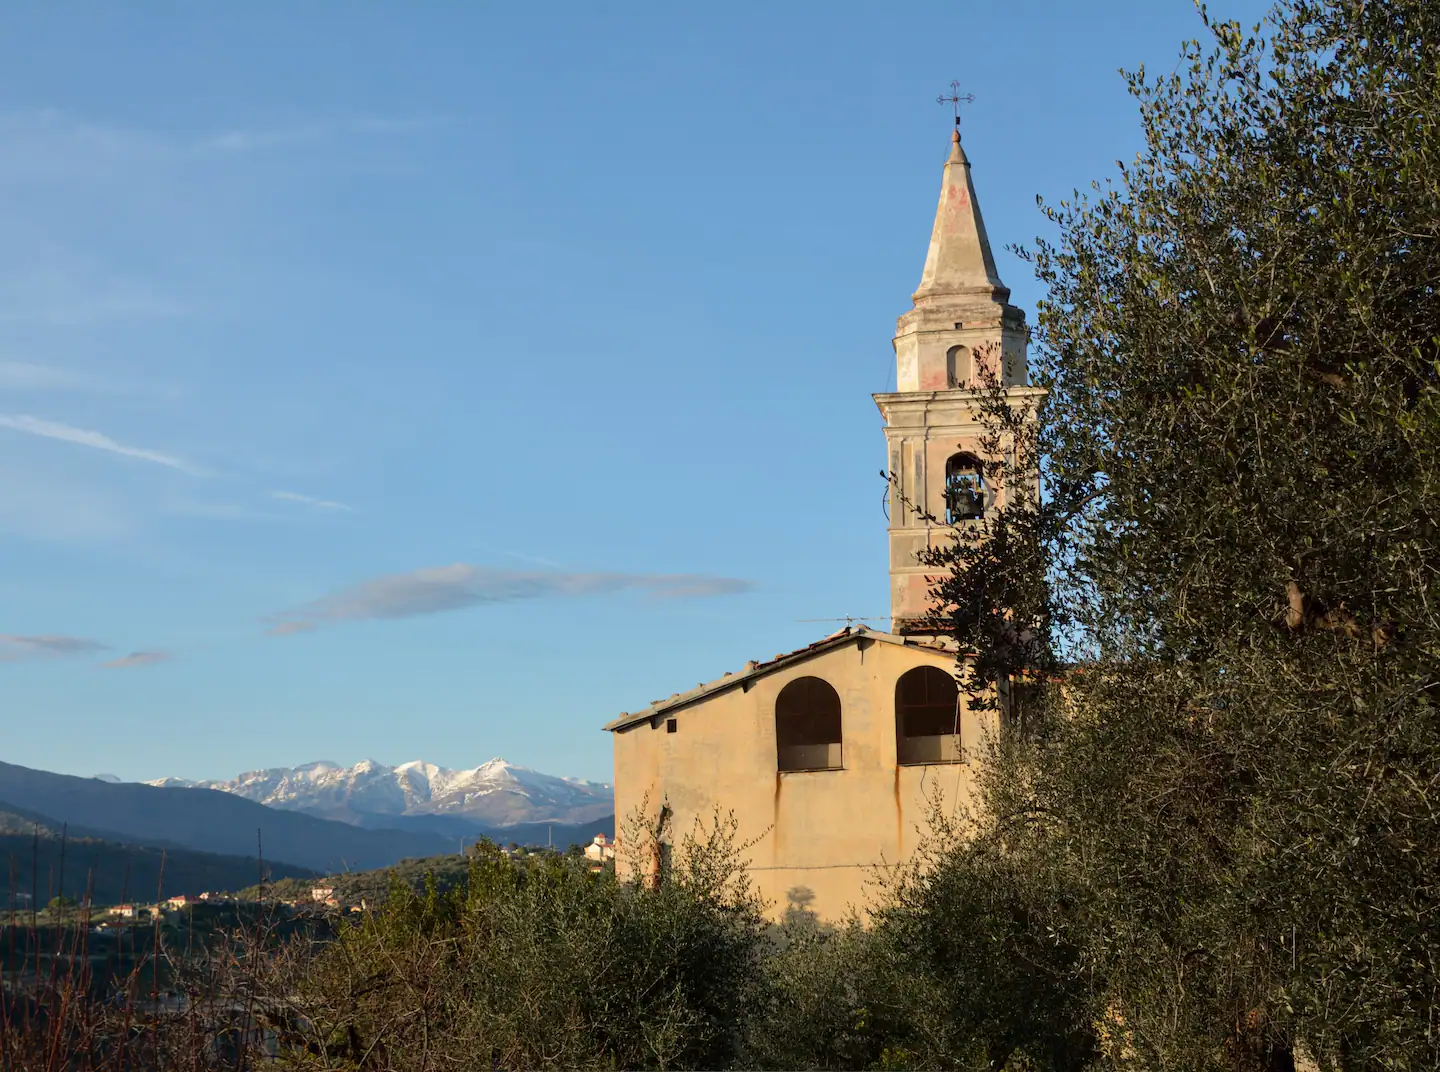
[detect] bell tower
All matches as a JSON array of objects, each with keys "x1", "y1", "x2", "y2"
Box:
[{"x1": 874, "y1": 130, "x2": 1044, "y2": 634}]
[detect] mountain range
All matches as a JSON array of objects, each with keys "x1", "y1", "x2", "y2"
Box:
[
  {"x1": 148, "y1": 758, "x2": 613, "y2": 831},
  {"x1": 0, "y1": 757, "x2": 614, "y2": 880},
  {"x1": 0, "y1": 759, "x2": 456, "y2": 874}
]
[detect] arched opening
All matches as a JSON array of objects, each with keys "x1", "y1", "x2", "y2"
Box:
[
  {"x1": 944, "y1": 453, "x2": 987, "y2": 522},
  {"x1": 946, "y1": 345, "x2": 972, "y2": 388},
  {"x1": 895, "y1": 666, "x2": 962, "y2": 764},
  {"x1": 775, "y1": 677, "x2": 843, "y2": 772}
]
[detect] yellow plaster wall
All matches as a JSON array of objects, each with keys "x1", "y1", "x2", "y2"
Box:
[{"x1": 612, "y1": 638, "x2": 995, "y2": 922}]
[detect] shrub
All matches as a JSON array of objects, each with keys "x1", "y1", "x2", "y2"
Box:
[{"x1": 268, "y1": 812, "x2": 769, "y2": 1070}]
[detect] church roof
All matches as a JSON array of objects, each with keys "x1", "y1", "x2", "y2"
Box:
[
  {"x1": 603, "y1": 626, "x2": 957, "y2": 732},
  {"x1": 911, "y1": 130, "x2": 1009, "y2": 305}
]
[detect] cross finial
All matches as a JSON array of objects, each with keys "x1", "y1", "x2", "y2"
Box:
[{"x1": 936, "y1": 80, "x2": 974, "y2": 134}]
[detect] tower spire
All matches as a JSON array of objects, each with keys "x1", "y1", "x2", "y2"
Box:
[
  {"x1": 912, "y1": 128, "x2": 1008, "y2": 304},
  {"x1": 888, "y1": 130, "x2": 1028, "y2": 395},
  {"x1": 876, "y1": 127, "x2": 1039, "y2": 633}
]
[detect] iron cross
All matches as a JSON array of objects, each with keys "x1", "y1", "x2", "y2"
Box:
[{"x1": 936, "y1": 81, "x2": 975, "y2": 132}]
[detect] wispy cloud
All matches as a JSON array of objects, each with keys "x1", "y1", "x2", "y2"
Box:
[
  {"x1": 102, "y1": 650, "x2": 171, "y2": 669},
  {"x1": 0, "y1": 263, "x2": 188, "y2": 325},
  {"x1": 268, "y1": 621, "x2": 317, "y2": 636},
  {"x1": 268, "y1": 563, "x2": 752, "y2": 634},
  {"x1": 0, "y1": 361, "x2": 102, "y2": 391},
  {"x1": 0, "y1": 468, "x2": 135, "y2": 542},
  {"x1": 165, "y1": 501, "x2": 277, "y2": 522},
  {"x1": 270, "y1": 490, "x2": 353, "y2": 512},
  {"x1": 0, "y1": 360, "x2": 178, "y2": 398},
  {"x1": 0, "y1": 108, "x2": 170, "y2": 185},
  {"x1": 0, "y1": 634, "x2": 107, "y2": 663},
  {"x1": 503, "y1": 549, "x2": 565, "y2": 569},
  {"x1": 0, "y1": 414, "x2": 205, "y2": 475},
  {"x1": 0, "y1": 109, "x2": 448, "y2": 324},
  {"x1": 200, "y1": 116, "x2": 451, "y2": 155},
  {"x1": 0, "y1": 108, "x2": 450, "y2": 178}
]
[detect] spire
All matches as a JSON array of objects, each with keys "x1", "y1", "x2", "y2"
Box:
[
  {"x1": 879, "y1": 126, "x2": 1037, "y2": 634},
  {"x1": 912, "y1": 130, "x2": 1008, "y2": 304}
]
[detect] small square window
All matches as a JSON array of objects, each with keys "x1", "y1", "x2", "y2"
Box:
[{"x1": 666, "y1": 718, "x2": 677, "y2": 734}]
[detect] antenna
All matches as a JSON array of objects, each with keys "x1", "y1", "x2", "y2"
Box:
[
  {"x1": 796, "y1": 616, "x2": 885, "y2": 625},
  {"x1": 936, "y1": 80, "x2": 974, "y2": 134}
]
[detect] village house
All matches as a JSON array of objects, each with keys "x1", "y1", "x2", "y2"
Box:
[
  {"x1": 165, "y1": 894, "x2": 201, "y2": 910},
  {"x1": 583, "y1": 834, "x2": 616, "y2": 863},
  {"x1": 607, "y1": 129, "x2": 1043, "y2": 922},
  {"x1": 310, "y1": 885, "x2": 336, "y2": 903}
]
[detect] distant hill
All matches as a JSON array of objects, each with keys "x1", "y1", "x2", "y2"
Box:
[
  {"x1": 0, "y1": 760, "x2": 456, "y2": 873},
  {"x1": 475, "y1": 816, "x2": 614, "y2": 850},
  {"x1": 348, "y1": 810, "x2": 614, "y2": 849},
  {"x1": 247, "y1": 852, "x2": 473, "y2": 906},
  {"x1": 0, "y1": 800, "x2": 151, "y2": 843},
  {"x1": 243, "y1": 837, "x2": 615, "y2": 908},
  {"x1": 0, "y1": 800, "x2": 317, "y2": 905}
]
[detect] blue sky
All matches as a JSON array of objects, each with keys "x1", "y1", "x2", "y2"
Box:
[{"x1": 0, "y1": 2, "x2": 1269, "y2": 784}]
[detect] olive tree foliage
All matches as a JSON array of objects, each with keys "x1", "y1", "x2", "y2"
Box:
[
  {"x1": 750, "y1": 845, "x2": 1097, "y2": 1071},
  {"x1": 918, "y1": 1, "x2": 1440, "y2": 1069},
  {"x1": 263, "y1": 812, "x2": 770, "y2": 1071}
]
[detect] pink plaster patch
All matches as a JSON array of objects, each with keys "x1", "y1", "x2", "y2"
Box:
[{"x1": 919, "y1": 367, "x2": 948, "y2": 391}]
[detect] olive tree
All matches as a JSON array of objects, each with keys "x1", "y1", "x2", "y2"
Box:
[{"x1": 922, "y1": 2, "x2": 1440, "y2": 1068}]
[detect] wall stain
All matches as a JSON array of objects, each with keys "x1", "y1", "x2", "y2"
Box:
[
  {"x1": 893, "y1": 766, "x2": 903, "y2": 856},
  {"x1": 773, "y1": 771, "x2": 784, "y2": 864}
]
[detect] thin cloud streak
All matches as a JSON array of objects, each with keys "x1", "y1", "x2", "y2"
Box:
[
  {"x1": 270, "y1": 490, "x2": 353, "y2": 512},
  {"x1": 0, "y1": 634, "x2": 107, "y2": 663},
  {"x1": 0, "y1": 414, "x2": 205, "y2": 475},
  {"x1": 201, "y1": 116, "x2": 452, "y2": 154},
  {"x1": 102, "y1": 650, "x2": 171, "y2": 669},
  {"x1": 503, "y1": 549, "x2": 565, "y2": 569},
  {"x1": 268, "y1": 621, "x2": 317, "y2": 636},
  {"x1": 0, "y1": 108, "x2": 452, "y2": 178},
  {"x1": 0, "y1": 263, "x2": 188, "y2": 325},
  {"x1": 268, "y1": 563, "x2": 752, "y2": 634},
  {"x1": 0, "y1": 360, "x2": 179, "y2": 398},
  {"x1": 0, "y1": 361, "x2": 102, "y2": 391}
]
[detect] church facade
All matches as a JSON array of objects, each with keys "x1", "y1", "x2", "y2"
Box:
[{"x1": 605, "y1": 130, "x2": 1042, "y2": 921}]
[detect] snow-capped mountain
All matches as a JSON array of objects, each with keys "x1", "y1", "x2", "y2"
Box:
[{"x1": 148, "y1": 758, "x2": 613, "y2": 829}]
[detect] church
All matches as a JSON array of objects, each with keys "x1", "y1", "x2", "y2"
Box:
[{"x1": 604, "y1": 128, "x2": 1044, "y2": 922}]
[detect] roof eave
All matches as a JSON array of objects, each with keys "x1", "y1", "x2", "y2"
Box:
[{"x1": 603, "y1": 629, "x2": 959, "y2": 733}]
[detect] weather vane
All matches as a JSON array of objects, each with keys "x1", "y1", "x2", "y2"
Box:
[{"x1": 936, "y1": 80, "x2": 974, "y2": 133}]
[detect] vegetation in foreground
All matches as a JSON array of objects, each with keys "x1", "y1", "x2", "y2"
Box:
[
  {"x1": 4, "y1": 0, "x2": 1438, "y2": 1068},
  {"x1": 0, "y1": 811, "x2": 1087, "y2": 1071}
]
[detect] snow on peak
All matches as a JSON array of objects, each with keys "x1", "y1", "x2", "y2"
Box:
[{"x1": 147, "y1": 756, "x2": 614, "y2": 828}]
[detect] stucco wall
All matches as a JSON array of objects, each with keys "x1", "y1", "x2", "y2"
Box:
[{"x1": 611, "y1": 637, "x2": 996, "y2": 922}]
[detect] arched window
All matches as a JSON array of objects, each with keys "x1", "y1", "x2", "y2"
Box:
[
  {"x1": 775, "y1": 677, "x2": 843, "y2": 772},
  {"x1": 944, "y1": 453, "x2": 986, "y2": 523},
  {"x1": 946, "y1": 345, "x2": 972, "y2": 388},
  {"x1": 895, "y1": 666, "x2": 962, "y2": 764}
]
